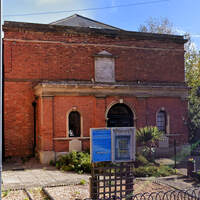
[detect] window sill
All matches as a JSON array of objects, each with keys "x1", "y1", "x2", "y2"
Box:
[{"x1": 53, "y1": 137, "x2": 90, "y2": 141}]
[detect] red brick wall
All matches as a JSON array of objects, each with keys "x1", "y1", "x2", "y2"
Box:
[
  {"x1": 4, "y1": 82, "x2": 34, "y2": 156},
  {"x1": 3, "y1": 25, "x2": 187, "y2": 157},
  {"x1": 53, "y1": 96, "x2": 95, "y2": 139},
  {"x1": 54, "y1": 140, "x2": 69, "y2": 152},
  {"x1": 4, "y1": 30, "x2": 185, "y2": 83},
  {"x1": 35, "y1": 95, "x2": 188, "y2": 153}
]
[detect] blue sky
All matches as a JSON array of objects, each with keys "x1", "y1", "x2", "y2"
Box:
[{"x1": 3, "y1": 0, "x2": 200, "y2": 48}]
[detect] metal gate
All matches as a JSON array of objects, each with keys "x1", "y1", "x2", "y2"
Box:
[{"x1": 90, "y1": 162, "x2": 134, "y2": 200}]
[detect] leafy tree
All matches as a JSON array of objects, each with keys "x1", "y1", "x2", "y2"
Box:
[
  {"x1": 185, "y1": 45, "x2": 200, "y2": 142},
  {"x1": 138, "y1": 17, "x2": 175, "y2": 34}
]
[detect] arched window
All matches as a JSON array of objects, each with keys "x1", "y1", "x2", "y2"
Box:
[
  {"x1": 68, "y1": 111, "x2": 81, "y2": 137},
  {"x1": 107, "y1": 103, "x2": 134, "y2": 127},
  {"x1": 157, "y1": 110, "x2": 167, "y2": 133}
]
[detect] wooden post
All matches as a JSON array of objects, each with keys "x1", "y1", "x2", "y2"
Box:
[
  {"x1": 125, "y1": 163, "x2": 133, "y2": 200},
  {"x1": 90, "y1": 163, "x2": 98, "y2": 200}
]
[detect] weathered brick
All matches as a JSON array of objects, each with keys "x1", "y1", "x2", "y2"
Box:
[{"x1": 3, "y1": 21, "x2": 188, "y2": 157}]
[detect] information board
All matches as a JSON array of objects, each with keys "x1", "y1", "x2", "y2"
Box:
[
  {"x1": 112, "y1": 127, "x2": 135, "y2": 162},
  {"x1": 91, "y1": 127, "x2": 135, "y2": 163},
  {"x1": 90, "y1": 128, "x2": 112, "y2": 163}
]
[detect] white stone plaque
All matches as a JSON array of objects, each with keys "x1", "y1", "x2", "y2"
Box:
[{"x1": 95, "y1": 57, "x2": 115, "y2": 82}]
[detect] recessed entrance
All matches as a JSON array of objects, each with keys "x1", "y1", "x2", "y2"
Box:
[{"x1": 107, "y1": 103, "x2": 134, "y2": 127}]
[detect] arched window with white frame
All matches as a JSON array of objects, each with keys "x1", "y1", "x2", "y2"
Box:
[{"x1": 68, "y1": 111, "x2": 81, "y2": 137}]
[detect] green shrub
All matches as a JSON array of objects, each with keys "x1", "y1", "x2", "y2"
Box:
[
  {"x1": 157, "y1": 166, "x2": 175, "y2": 176},
  {"x1": 136, "y1": 126, "x2": 163, "y2": 146},
  {"x1": 49, "y1": 160, "x2": 55, "y2": 166},
  {"x1": 136, "y1": 126, "x2": 163, "y2": 162},
  {"x1": 134, "y1": 154, "x2": 149, "y2": 168},
  {"x1": 133, "y1": 165, "x2": 175, "y2": 177},
  {"x1": 56, "y1": 151, "x2": 91, "y2": 174},
  {"x1": 133, "y1": 166, "x2": 158, "y2": 177}
]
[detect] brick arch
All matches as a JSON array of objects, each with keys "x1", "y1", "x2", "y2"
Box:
[{"x1": 105, "y1": 101, "x2": 135, "y2": 127}]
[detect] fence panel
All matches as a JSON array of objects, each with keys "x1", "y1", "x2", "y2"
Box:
[
  {"x1": 90, "y1": 162, "x2": 134, "y2": 200},
  {"x1": 85, "y1": 187, "x2": 200, "y2": 200}
]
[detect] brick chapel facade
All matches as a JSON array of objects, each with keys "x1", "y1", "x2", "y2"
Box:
[{"x1": 3, "y1": 15, "x2": 188, "y2": 163}]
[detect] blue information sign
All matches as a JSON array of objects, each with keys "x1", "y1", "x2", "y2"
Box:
[{"x1": 91, "y1": 129, "x2": 111, "y2": 163}]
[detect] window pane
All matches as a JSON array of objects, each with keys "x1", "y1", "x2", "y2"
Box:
[
  {"x1": 157, "y1": 111, "x2": 166, "y2": 133},
  {"x1": 69, "y1": 111, "x2": 81, "y2": 137}
]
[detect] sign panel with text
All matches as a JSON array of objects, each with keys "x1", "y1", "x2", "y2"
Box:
[
  {"x1": 90, "y1": 127, "x2": 135, "y2": 163},
  {"x1": 90, "y1": 128, "x2": 112, "y2": 163},
  {"x1": 112, "y1": 127, "x2": 135, "y2": 162}
]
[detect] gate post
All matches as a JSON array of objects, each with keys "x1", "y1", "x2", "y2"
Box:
[
  {"x1": 125, "y1": 163, "x2": 134, "y2": 200},
  {"x1": 90, "y1": 163, "x2": 98, "y2": 200}
]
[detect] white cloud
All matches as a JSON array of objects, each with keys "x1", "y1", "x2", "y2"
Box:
[
  {"x1": 191, "y1": 34, "x2": 200, "y2": 38},
  {"x1": 36, "y1": 0, "x2": 69, "y2": 6}
]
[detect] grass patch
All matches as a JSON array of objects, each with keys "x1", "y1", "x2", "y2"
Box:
[
  {"x1": 133, "y1": 154, "x2": 175, "y2": 177},
  {"x1": 2, "y1": 190, "x2": 10, "y2": 198},
  {"x1": 79, "y1": 179, "x2": 87, "y2": 185}
]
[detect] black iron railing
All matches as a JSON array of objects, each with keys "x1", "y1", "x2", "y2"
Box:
[{"x1": 85, "y1": 187, "x2": 200, "y2": 200}]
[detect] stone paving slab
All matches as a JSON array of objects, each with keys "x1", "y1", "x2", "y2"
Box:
[
  {"x1": 2, "y1": 157, "x2": 197, "y2": 192},
  {"x1": 2, "y1": 169, "x2": 90, "y2": 190},
  {"x1": 155, "y1": 175, "x2": 199, "y2": 190}
]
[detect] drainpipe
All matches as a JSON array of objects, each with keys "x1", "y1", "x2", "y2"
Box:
[
  {"x1": 2, "y1": 38, "x2": 4, "y2": 161},
  {"x1": 32, "y1": 101, "x2": 37, "y2": 157},
  {"x1": 145, "y1": 97, "x2": 149, "y2": 126},
  {"x1": 52, "y1": 97, "x2": 56, "y2": 162}
]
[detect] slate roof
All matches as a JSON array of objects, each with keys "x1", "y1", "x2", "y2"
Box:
[{"x1": 50, "y1": 14, "x2": 121, "y2": 30}]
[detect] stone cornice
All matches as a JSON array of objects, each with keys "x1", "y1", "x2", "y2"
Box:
[
  {"x1": 3, "y1": 21, "x2": 187, "y2": 44},
  {"x1": 34, "y1": 82, "x2": 188, "y2": 99}
]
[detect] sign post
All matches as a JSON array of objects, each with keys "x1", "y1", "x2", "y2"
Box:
[
  {"x1": 0, "y1": 0, "x2": 2, "y2": 198},
  {"x1": 90, "y1": 127, "x2": 135, "y2": 199}
]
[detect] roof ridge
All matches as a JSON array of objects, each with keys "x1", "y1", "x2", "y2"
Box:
[
  {"x1": 50, "y1": 13, "x2": 122, "y2": 30},
  {"x1": 49, "y1": 14, "x2": 78, "y2": 25}
]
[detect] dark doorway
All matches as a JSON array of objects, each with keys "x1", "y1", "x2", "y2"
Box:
[{"x1": 107, "y1": 103, "x2": 134, "y2": 127}]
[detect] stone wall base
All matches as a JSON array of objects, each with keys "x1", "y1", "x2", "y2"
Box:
[
  {"x1": 39, "y1": 151, "x2": 69, "y2": 164},
  {"x1": 39, "y1": 151, "x2": 55, "y2": 164}
]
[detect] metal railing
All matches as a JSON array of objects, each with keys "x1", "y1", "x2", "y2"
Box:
[{"x1": 84, "y1": 187, "x2": 200, "y2": 200}]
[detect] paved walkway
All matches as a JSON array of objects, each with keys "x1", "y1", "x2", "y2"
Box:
[
  {"x1": 156, "y1": 175, "x2": 198, "y2": 190},
  {"x1": 2, "y1": 157, "x2": 198, "y2": 191},
  {"x1": 2, "y1": 158, "x2": 90, "y2": 190},
  {"x1": 2, "y1": 168, "x2": 90, "y2": 190}
]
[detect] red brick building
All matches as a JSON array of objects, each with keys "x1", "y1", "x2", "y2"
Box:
[{"x1": 3, "y1": 15, "x2": 188, "y2": 163}]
